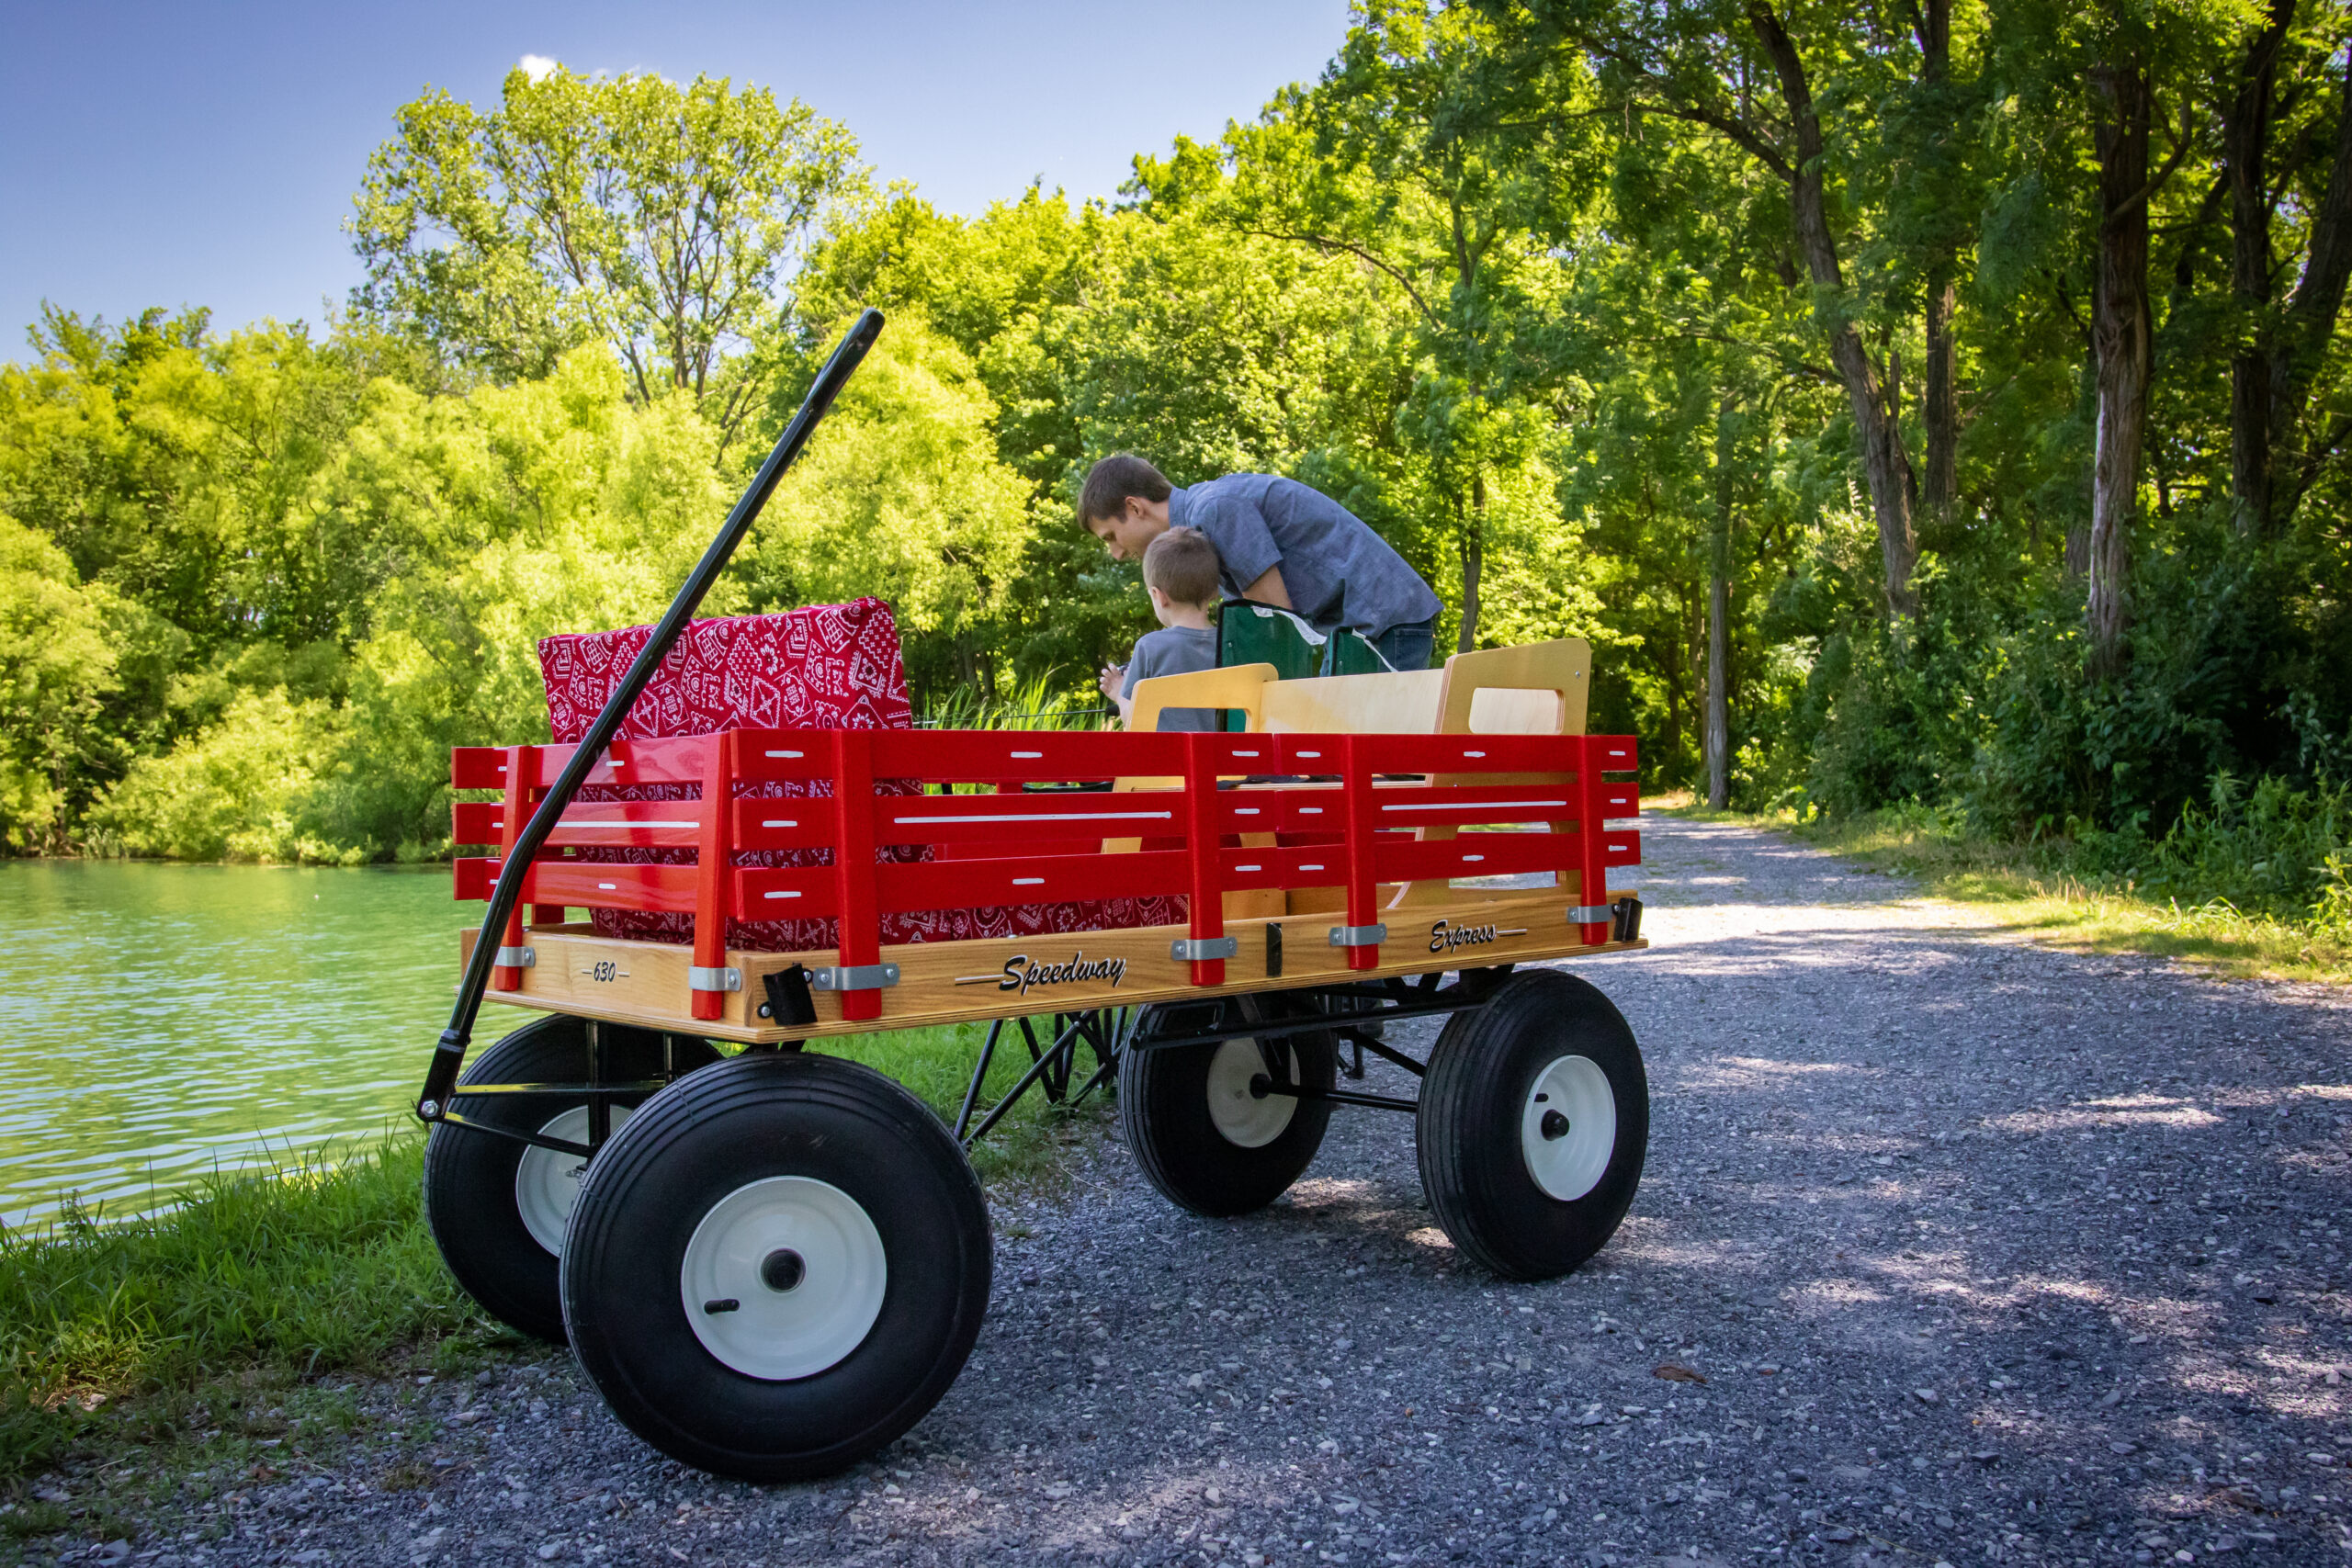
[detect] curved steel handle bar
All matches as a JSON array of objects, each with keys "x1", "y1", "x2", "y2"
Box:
[{"x1": 418, "y1": 309, "x2": 887, "y2": 1119}]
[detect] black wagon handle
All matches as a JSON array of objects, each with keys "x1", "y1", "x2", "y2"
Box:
[{"x1": 417, "y1": 309, "x2": 887, "y2": 1121}]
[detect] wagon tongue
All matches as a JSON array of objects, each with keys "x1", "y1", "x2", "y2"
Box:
[{"x1": 415, "y1": 310, "x2": 886, "y2": 1123}]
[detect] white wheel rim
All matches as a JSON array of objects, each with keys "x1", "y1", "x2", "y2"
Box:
[
  {"x1": 680, "y1": 1177, "x2": 888, "y2": 1382},
  {"x1": 1206, "y1": 1038, "x2": 1297, "y2": 1148},
  {"x1": 515, "y1": 1104, "x2": 634, "y2": 1255},
  {"x1": 1521, "y1": 1055, "x2": 1616, "y2": 1201}
]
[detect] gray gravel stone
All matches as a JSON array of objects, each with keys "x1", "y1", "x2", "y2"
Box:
[{"x1": 61, "y1": 814, "x2": 2352, "y2": 1567}]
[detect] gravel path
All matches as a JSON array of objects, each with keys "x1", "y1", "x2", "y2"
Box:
[{"x1": 59, "y1": 814, "x2": 2352, "y2": 1568}]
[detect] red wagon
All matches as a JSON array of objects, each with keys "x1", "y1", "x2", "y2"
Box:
[{"x1": 416, "y1": 311, "x2": 1653, "y2": 1482}]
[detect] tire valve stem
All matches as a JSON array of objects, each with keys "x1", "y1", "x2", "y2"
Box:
[{"x1": 703, "y1": 1298, "x2": 741, "y2": 1314}]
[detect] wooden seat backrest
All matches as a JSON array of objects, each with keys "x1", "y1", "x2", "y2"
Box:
[
  {"x1": 1387, "y1": 636, "x2": 1594, "y2": 909},
  {"x1": 1432, "y1": 637, "x2": 1590, "y2": 738},
  {"x1": 1258, "y1": 669, "x2": 1445, "y2": 734},
  {"x1": 1124, "y1": 661, "x2": 1279, "y2": 742}
]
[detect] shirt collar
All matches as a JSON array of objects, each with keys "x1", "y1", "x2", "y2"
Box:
[{"x1": 1166, "y1": 486, "x2": 1190, "y2": 528}]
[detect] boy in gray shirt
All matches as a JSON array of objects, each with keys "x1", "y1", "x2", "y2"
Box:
[
  {"x1": 1079, "y1": 453, "x2": 1442, "y2": 671},
  {"x1": 1098, "y1": 527, "x2": 1224, "y2": 731}
]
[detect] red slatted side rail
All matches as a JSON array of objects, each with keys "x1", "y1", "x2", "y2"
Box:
[
  {"x1": 852, "y1": 791, "x2": 1182, "y2": 849},
  {"x1": 450, "y1": 727, "x2": 1645, "y2": 1012},
  {"x1": 453, "y1": 798, "x2": 711, "y2": 852},
  {"x1": 863, "y1": 729, "x2": 1189, "y2": 784},
  {"x1": 508, "y1": 861, "x2": 704, "y2": 913},
  {"x1": 729, "y1": 795, "x2": 840, "y2": 853}
]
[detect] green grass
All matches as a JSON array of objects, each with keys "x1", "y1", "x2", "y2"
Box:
[
  {"x1": 0, "y1": 1018, "x2": 1110, "y2": 1525},
  {"x1": 1664, "y1": 795, "x2": 2352, "y2": 985}
]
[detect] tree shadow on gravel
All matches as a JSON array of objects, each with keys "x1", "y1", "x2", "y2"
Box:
[{"x1": 1584, "y1": 904, "x2": 2352, "y2": 1553}]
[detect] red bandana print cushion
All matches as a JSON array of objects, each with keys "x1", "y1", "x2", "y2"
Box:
[{"x1": 537, "y1": 600, "x2": 1182, "y2": 950}]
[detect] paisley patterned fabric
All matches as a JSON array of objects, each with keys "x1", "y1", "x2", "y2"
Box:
[{"x1": 537, "y1": 600, "x2": 1183, "y2": 951}]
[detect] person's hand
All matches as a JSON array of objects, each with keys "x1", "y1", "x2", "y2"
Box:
[{"x1": 1098, "y1": 664, "x2": 1124, "y2": 698}]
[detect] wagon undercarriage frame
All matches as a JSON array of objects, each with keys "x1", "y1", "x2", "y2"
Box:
[{"x1": 419, "y1": 947, "x2": 1658, "y2": 1164}]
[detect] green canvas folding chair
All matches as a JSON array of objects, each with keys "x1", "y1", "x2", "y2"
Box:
[{"x1": 1215, "y1": 601, "x2": 1392, "y2": 728}]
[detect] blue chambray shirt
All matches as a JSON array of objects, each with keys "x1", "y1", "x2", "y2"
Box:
[{"x1": 1168, "y1": 476, "x2": 1441, "y2": 639}]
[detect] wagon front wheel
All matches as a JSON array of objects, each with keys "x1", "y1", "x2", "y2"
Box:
[
  {"x1": 1416, "y1": 970, "x2": 1647, "y2": 1280},
  {"x1": 560, "y1": 1052, "x2": 991, "y2": 1482}
]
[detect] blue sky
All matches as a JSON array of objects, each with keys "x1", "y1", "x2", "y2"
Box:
[{"x1": 0, "y1": 0, "x2": 1351, "y2": 354}]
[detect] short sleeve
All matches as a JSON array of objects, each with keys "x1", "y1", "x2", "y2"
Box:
[
  {"x1": 1193, "y1": 491, "x2": 1283, "y2": 594},
  {"x1": 1121, "y1": 634, "x2": 1161, "y2": 697}
]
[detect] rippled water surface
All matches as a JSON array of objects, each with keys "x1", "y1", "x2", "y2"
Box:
[{"x1": 0, "y1": 861, "x2": 463, "y2": 1226}]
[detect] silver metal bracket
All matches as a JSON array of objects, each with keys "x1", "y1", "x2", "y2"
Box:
[
  {"x1": 1170, "y1": 936, "x2": 1239, "y2": 962},
  {"x1": 1567, "y1": 906, "x2": 1615, "y2": 924},
  {"x1": 1328, "y1": 923, "x2": 1387, "y2": 947},
  {"x1": 810, "y1": 963, "x2": 901, "y2": 992},
  {"x1": 495, "y1": 945, "x2": 536, "y2": 969},
  {"x1": 689, "y1": 965, "x2": 743, "y2": 992}
]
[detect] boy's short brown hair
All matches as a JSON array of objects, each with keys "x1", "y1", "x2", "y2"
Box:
[
  {"x1": 1142, "y1": 526, "x2": 1223, "y2": 608},
  {"x1": 1078, "y1": 453, "x2": 1172, "y2": 525}
]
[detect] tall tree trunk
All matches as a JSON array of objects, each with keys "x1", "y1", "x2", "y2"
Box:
[
  {"x1": 1924, "y1": 271, "x2": 1959, "y2": 520},
  {"x1": 1916, "y1": 0, "x2": 1961, "y2": 524},
  {"x1": 1457, "y1": 471, "x2": 1487, "y2": 654},
  {"x1": 1747, "y1": 3, "x2": 1922, "y2": 617},
  {"x1": 2225, "y1": 0, "x2": 2294, "y2": 534},
  {"x1": 2088, "y1": 60, "x2": 2154, "y2": 681},
  {"x1": 2267, "y1": 43, "x2": 2352, "y2": 525},
  {"x1": 1705, "y1": 399, "x2": 1736, "y2": 810}
]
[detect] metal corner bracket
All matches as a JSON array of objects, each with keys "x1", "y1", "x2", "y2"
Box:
[{"x1": 810, "y1": 963, "x2": 901, "y2": 992}]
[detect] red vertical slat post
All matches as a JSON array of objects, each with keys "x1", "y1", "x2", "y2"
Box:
[
  {"x1": 492, "y1": 744, "x2": 533, "y2": 991},
  {"x1": 1182, "y1": 733, "x2": 1227, "y2": 986},
  {"x1": 688, "y1": 731, "x2": 737, "y2": 1021},
  {"x1": 529, "y1": 739, "x2": 566, "y2": 926},
  {"x1": 1340, "y1": 735, "x2": 1381, "y2": 971},
  {"x1": 1575, "y1": 734, "x2": 1613, "y2": 947},
  {"x1": 832, "y1": 728, "x2": 885, "y2": 1022}
]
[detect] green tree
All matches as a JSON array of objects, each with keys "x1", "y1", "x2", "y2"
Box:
[
  {"x1": 1136, "y1": 0, "x2": 1600, "y2": 649},
  {"x1": 0, "y1": 514, "x2": 121, "y2": 850},
  {"x1": 351, "y1": 63, "x2": 865, "y2": 451},
  {"x1": 743, "y1": 318, "x2": 1035, "y2": 695}
]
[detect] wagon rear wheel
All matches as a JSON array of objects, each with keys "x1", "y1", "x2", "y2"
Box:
[
  {"x1": 422, "y1": 1018, "x2": 718, "y2": 1343},
  {"x1": 1416, "y1": 970, "x2": 1647, "y2": 1280},
  {"x1": 1119, "y1": 995, "x2": 1337, "y2": 1217},
  {"x1": 560, "y1": 1051, "x2": 991, "y2": 1482}
]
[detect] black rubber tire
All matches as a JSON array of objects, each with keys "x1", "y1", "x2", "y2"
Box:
[
  {"x1": 1415, "y1": 969, "x2": 1647, "y2": 1280},
  {"x1": 1119, "y1": 996, "x2": 1338, "y2": 1217},
  {"x1": 560, "y1": 1052, "x2": 992, "y2": 1482},
  {"x1": 422, "y1": 1017, "x2": 718, "y2": 1343}
]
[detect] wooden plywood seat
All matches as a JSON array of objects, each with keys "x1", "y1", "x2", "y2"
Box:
[{"x1": 1121, "y1": 637, "x2": 1600, "y2": 918}]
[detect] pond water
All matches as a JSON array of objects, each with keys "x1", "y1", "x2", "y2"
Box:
[{"x1": 0, "y1": 860, "x2": 469, "y2": 1229}]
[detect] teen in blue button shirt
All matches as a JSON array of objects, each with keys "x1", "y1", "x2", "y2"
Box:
[{"x1": 1078, "y1": 454, "x2": 1442, "y2": 671}]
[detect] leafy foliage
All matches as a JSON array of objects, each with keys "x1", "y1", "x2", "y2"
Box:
[
  {"x1": 350, "y1": 63, "x2": 865, "y2": 446},
  {"x1": 1, "y1": 13, "x2": 2346, "y2": 932}
]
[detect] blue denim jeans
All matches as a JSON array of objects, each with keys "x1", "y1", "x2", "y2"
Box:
[{"x1": 1322, "y1": 616, "x2": 1437, "y2": 674}]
